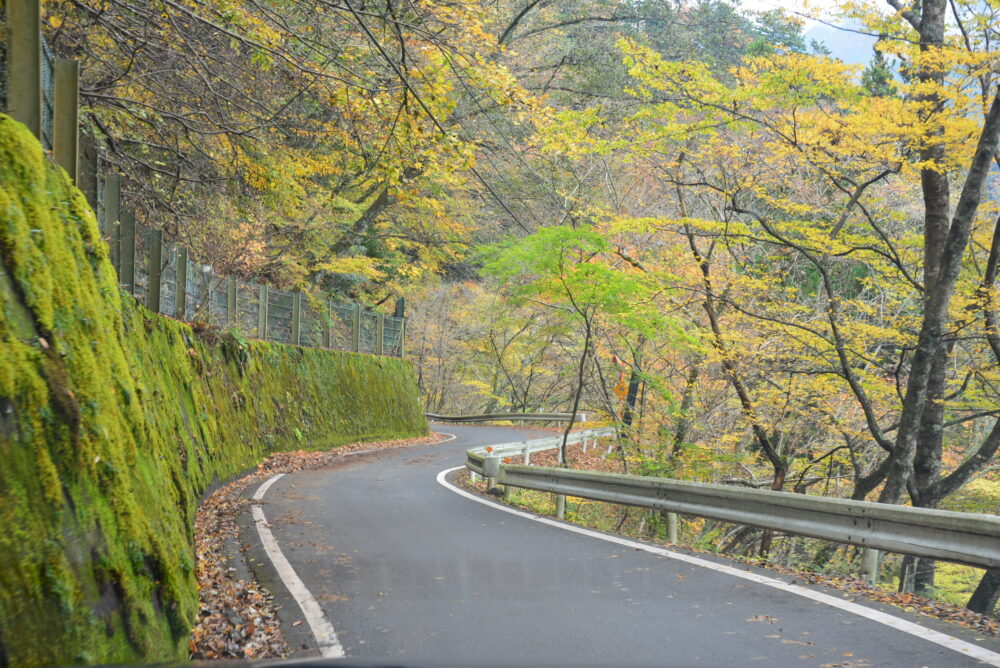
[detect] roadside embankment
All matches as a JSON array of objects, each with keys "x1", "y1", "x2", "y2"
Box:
[{"x1": 0, "y1": 114, "x2": 426, "y2": 667}]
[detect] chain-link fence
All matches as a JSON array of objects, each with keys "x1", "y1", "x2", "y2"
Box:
[
  {"x1": 3, "y1": 13, "x2": 405, "y2": 356},
  {"x1": 109, "y1": 216, "x2": 405, "y2": 356},
  {"x1": 0, "y1": 16, "x2": 53, "y2": 150}
]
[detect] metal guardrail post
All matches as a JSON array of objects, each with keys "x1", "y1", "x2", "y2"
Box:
[
  {"x1": 258, "y1": 285, "x2": 269, "y2": 340},
  {"x1": 667, "y1": 512, "x2": 679, "y2": 544},
  {"x1": 862, "y1": 548, "x2": 880, "y2": 584},
  {"x1": 146, "y1": 228, "x2": 162, "y2": 312},
  {"x1": 120, "y1": 209, "x2": 136, "y2": 293},
  {"x1": 8, "y1": 0, "x2": 42, "y2": 138},
  {"x1": 484, "y1": 452, "x2": 500, "y2": 490},
  {"x1": 176, "y1": 246, "x2": 188, "y2": 319},
  {"x1": 104, "y1": 174, "x2": 121, "y2": 269},
  {"x1": 556, "y1": 494, "x2": 566, "y2": 519},
  {"x1": 227, "y1": 279, "x2": 237, "y2": 326},
  {"x1": 53, "y1": 59, "x2": 79, "y2": 181},
  {"x1": 291, "y1": 291, "x2": 302, "y2": 345}
]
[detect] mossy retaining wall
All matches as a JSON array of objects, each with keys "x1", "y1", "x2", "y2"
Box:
[{"x1": 0, "y1": 115, "x2": 427, "y2": 667}]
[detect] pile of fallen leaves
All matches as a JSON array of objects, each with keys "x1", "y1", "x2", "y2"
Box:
[
  {"x1": 772, "y1": 567, "x2": 1000, "y2": 637},
  {"x1": 189, "y1": 432, "x2": 446, "y2": 660}
]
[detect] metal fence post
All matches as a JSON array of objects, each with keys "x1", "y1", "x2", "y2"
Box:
[
  {"x1": 120, "y1": 209, "x2": 136, "y2": 293},
  {"x1": 8, "y1": 0, "x2": 42, "y2": 138},
  {"x1": 175, "y1": 246, "x2": 188, "y2": 319},
  {"x1": 399, "y1": 318, "x2": 406, "y2": 357},
  {"x1": 352, "y1": 304, "x2": 361, "y2": 352},
  {"x1": 227, "y1": 279, "x2": 237, "y2": 326},
  {"x1": 52, "y1": 59, "x2": 79, "y2": 181},
  {"x1": 146, "y1": 228, "x2": 162, "y2": 312},
  {"x1": 376, "y1": 313, "x2": 385, "y2": 355},
  {"x1": 104, "y1": 174, "x2": 121, "y2": 270},
  {"x1": 291, "y1": 291, "x2": 302, "y2": 345},
  {"x1": 323, "y1": 299, "x2": 332, "y2": 348},
  {"x1": 393, "y1": 298, "x2": 405, "y2": 354},
  {"x1": 258, "y1": 285, "x2": 269, "y2": 340}
]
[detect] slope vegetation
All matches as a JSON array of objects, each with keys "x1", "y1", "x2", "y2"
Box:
[{"x1": 0, "y1": 115, "x2": 426, "y2": 667}]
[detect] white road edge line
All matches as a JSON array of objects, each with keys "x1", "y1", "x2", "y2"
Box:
[
  {"x1": 251, "y1": 473, "x2": 345, "y2": 659},
  {"x1": 434, "y1": 432, "x2": 457, "y2": 443},
  {"x1": 436, "y1": 465, "x2": 1000, "y2": 667}
]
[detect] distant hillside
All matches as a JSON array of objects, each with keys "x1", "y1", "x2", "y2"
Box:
[{"x1": 805, "y1": 19, "x2": 877, "y2": 66}]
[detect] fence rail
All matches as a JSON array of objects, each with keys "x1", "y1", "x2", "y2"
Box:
[
  {"x1": 466, "y1": 435, "x2": 1000, "y2": 571},
  {"x1": 1, "y1": 3, "x2": 405, "y2": 357}
]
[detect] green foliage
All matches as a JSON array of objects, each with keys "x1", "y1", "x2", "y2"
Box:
[
  {"x1": 482, "y1": 225, "x2": 686, "y2": 340},
  {"x1": 861, "y1": 49, "x2": 897, "y2": 98},
  {"x1": 0, "y1": 115, "x2": 427, "y2": 667}
]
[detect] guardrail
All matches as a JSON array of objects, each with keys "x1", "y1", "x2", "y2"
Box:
[
  {"x1": 465, "y1": 435, "x2": 1000, "y2": 570},
  {"x1": 427, "y1": 412, "x2": 588, "y2": 423},
  {"x1": 466, "y1": 426, "x2": 617, "y2": 466}
]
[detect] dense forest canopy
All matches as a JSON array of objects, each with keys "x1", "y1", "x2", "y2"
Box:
[{"x1": 39, "y1": 0, "x2": 1000, "y2": 612}]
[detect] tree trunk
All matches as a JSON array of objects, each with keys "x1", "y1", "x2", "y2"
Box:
[
  {"x1": 881, "y1": 88, "x2": 1000, "y2": 503},
  {"x1": 759, "y1": 467, "x2": 787, "y2": 558},
  {"x1": 561, "y1": 315, "x2": 591, "y2": 467},
  {"x1": 620, "y1": 352, "x2": 642, "y2": 428},
  {"x1": 671, "y1": 365, "x2": 700, "y2": 456},
  {"x1": 898, "y1": 556, "x2": 936, "y2": 595},
  {"x1": 967, "y1": 569, "x2": 1000, "y2": 616}
]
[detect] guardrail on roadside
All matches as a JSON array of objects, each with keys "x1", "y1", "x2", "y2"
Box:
[
  {"x1": 464, "y1": 435, "x2": 1000, "y2": 571},
  {"x1": 466, "y1": 426, "x2": 617, "y2": 465},
  {"x1": 427, "y1": 412, "x2": 588, "y2": 423}
]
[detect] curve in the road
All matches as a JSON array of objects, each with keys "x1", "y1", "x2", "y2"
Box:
[
  {"x1": 242, "y1": 425, "x2": 1000, "y2": 667},
  {"x1": 437, "y1": 465, "x2": 1000, "y2": 667}
]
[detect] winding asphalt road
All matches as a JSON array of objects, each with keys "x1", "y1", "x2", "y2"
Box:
[{"x1": 241, "y1": 425, "x2": 1000, "y2": 666}]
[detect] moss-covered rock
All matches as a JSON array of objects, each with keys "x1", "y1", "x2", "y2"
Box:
[{"x1": 0, "y1": 114, "x2": 427, "y2": 667}]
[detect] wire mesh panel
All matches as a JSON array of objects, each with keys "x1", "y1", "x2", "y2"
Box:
[
  {"x1": 359, "y1": 311, "x2": 378, "y2": 354},
  {"x1": 267, "y1": 289, "x2": 293, "y2": 343},
  {"x1": 160, "y1": 243, "x2": 178, "y2": 318},
  {"x1": 236, "y1": 281, "x2": 260, "y2": 336},
  {"x1": 299, "y1": 300, "x2": 326, "y2": 348},
  {"x1": 184, "y1": 256, "x2": 206, "y2": 321},
  {"x1": 208, "y1": 279, "x2": 229, "y2": 324},
  {"x1": 40, "y1": 33, "x2": 54, "y2": 150},
  {"x1": 383, "y1": 316, "x2": 403, "y2": 357},
  {"x1": 330, "y1": 303, "x2": 355, "y2": 351},
  {"x1": 133, "y1": 224, "x2": 154, "y2": 305}
]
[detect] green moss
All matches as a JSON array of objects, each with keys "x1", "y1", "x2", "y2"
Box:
[{"x1": 0, "y1": 114, "x2": 427, "y2": 667}]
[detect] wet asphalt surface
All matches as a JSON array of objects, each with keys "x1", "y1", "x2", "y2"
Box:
[{"x1": 241, "y1": 425, "x2": 1000, "y2": 667}]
